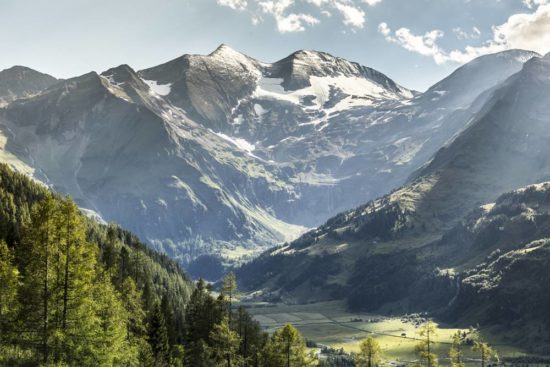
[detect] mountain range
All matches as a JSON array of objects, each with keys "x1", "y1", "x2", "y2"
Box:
[
  {"x1": 237, "y1": 52, "x2": 550, "y2": 351},
  {"x1": 0, "y1": 45, "x2": 545, "y2": 284}
]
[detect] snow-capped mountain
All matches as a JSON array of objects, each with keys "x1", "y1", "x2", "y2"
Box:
[
  {"x1": 238, "y1": 52, "x2": 550, "y2": 314},
  {"x1": 0, "y1": 46, "x2": 540, "y2": 277}
]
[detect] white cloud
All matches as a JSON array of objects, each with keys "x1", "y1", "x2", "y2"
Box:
[
  {"x1": 377, "y1": 22, "x2": 390, "y2": 36},
  {"x1": 523, "y1": 0, "x2": 547, "y2": 9},
  {"x1": 379, "y1": 3, "x2": 550, "y2": 64},
  {"x1": 276, "y1": 13, "x2": 321, "y2": 32},
  {"x1": 333, "y1": 2, "x2": 365, "y2": 28},
  {"x1": 217, "y1": 0, "x2": 248, "y2": 10},
  {"x1": 363, "y1": 0, "x2": 382, "y2": 5},
  {"x1": 453, "y1": 26, "x2": 481, "y2": 40},
  {"x1": 216, "y1": 0, "x2": 381, "y2": 32}
]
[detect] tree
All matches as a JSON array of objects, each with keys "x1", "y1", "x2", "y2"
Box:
[
  {"x1": 0, "y1": 164, "x2": 193, "y2": 366},
  {"x1": 18, "y1": 195, "x2": 57, "y2": 364},
  {"x1": 17, "y1": 196, "x2": 134, "y2": 366},
  {"x1": 209, "y1": 316, "x2": 243, "y2": 367},
  {"x1": 471, "y1": 330, "x2": 498, "y2": 367},
  {"x1": 88, "y1": 272, "x2": 136, "y2": 367},
  {"x1": 355, "y1": 336, "x2": 382, "y2": 367},
  {"x1": 222, "y1": 272, "x2": 238, "y2": 322},
  {"x1": 148, "y1": 302, "x2": 171, "y2": 367},
  {"x1": 184, "y1": 279, "x2": 223, "y2": 366},
  {"x1": 0, "y1": 240, "x2": 19, "y2": 345},
  {"x1": 262, "y1": 324, "x2": 317, "y2": 367},
  {"x1": 415, "y1": 320, "x2": 438, "y2": 367},
  {"x1": 235, "y1": 306, "x2": 267, "y2": 366},
  {"x1": 449, "y1": 331, "x2": 465, "y2": 367}
]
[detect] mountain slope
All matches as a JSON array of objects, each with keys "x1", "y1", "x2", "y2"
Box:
[
  {"x1": 0, "y1": 65, "x2": 58, "y2": 106},
  {"x1": 0, "y1": 48, "x2": 540, "y2": 276},
  {"x1": 0, "y1": 65, "x2": 307, "y2": 268},
  {"x1": 238, "y1": 53, "x2": 550, "y2": 314}
]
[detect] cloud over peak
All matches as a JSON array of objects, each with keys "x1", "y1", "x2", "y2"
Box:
[
  {"x1": 379, "y1": 1, "x2": 550, "y2": 65},
  {"x1": 216, "y1": 0, "x2": 382, "y2": 32}
]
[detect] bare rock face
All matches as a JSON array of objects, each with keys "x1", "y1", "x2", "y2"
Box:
[
  {"x1": 0, "y1": 65, "x2": 58, "y2": 106},
  {"x1": 0, "y1": 46, "x2": 540, "y2": 279},
  {"x1": 238, "y1": 52, "x2": 550, "y2": 345}
]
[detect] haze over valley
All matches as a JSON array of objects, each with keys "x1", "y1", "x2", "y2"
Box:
[{"x1": 1, "y1": 1, "x2": 550, "y2": 365}]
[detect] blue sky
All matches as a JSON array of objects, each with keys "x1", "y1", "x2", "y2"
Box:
[{"x1": 0, "y1": 0, "x2": 548, "y2": 90}]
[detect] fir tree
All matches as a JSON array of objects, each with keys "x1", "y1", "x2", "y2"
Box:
[
  {"x1": 355, "y1": 336, "x2": 382, "y2": 367},
  {"x1": 148, "y1": 302, "x2": 170, "y2": 366},
  {"x1": 415, "y1": 320, "x2": 438, "y2": 367}
]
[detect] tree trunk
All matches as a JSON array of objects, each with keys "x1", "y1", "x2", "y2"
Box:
[
  {"x1": 62, "y1": 207, "x2": 71, "y2": 331},
  {"x1": 42, "y1": 215, "x2": 50, "y2": 364}
]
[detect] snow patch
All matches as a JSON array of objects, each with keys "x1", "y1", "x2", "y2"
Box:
[
  {"x1": 253, "y1": 75, "x2": 404, "y2": 112},
  {"x1": 213, "y1": 131, "x2": 256, "y2": 154},
  {"x1": 143, "y1": 79, "x2": 172, "y2": 96},
  {"x1": 254, "y1": 103, "x2": 268, "y2": 116}
]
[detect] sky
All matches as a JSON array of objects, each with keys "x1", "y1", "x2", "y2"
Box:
[{"x1": 0, "y1": 0, "x2": 548, "y2": 91}]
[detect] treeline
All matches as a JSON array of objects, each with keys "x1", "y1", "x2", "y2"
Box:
[{"x1": 182, "y1": 272, "x2": 317, "y2": 366}]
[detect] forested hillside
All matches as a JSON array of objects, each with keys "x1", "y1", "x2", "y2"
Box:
[
  {"x1": 0, "y1": 163, "x2": 194, "y2": 365},
  {"x1": 0, "y1": 163, "x2": 320, "y2": 366}
]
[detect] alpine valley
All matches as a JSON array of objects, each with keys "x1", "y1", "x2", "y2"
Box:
[
  {"x1": 1, "y1": 45, "x2": 543, "y2": 281},
  {"x1": 3, "y1": 41, "x2": 550, "y2": 357}
]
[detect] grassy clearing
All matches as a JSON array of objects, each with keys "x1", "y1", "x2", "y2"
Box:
[{"x1": 242, "y1": 301, "x2": 532, "y2": 364}]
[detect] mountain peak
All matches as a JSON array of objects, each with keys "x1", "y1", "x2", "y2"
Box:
[
  {"x1": 209, "y1": 44, "x2": 248, "y2": 59},
  {"x1": 0, "y1": 65, "x2": 58, "y2": 105},
  {"x1": 101, "y1": 64, "x2": 139, "y2": 82}
]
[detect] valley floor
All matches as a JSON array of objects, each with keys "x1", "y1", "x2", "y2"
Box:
[{"x1": 242, "y1": 300, "x2": 547, "y2": 365}]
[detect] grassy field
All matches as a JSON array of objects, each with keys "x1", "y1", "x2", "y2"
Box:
[{"x1": 242, "y1": 300, "x2": 533, "y2": 364}]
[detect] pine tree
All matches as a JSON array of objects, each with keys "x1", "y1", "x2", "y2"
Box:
[
  {"x1": 17, "y1": 196, "x2": 134, "y2": 366},
  {"x1": 449, "y1": 331, "x2": 465, "y2": 367},
  {"x1": 222, "y1": 272, "x2": 238, "y2": 322},
  {"x1": 261, "y1": 324, "x2": 317, "y2": 367},
  {"x1": 0, "y1": 240, "x2": 19, "y2": 345},
  {"x1": 148, "y1": 302, "x2": 170, "y2": 366},
  {"x1": 355, "y1": 336, "x2": 382, "y2": 367},
  {"x1": 235, "y1": 306, "x2": 267, "y2": 366},
  {"x1": 120, "y1": 277, "x2": 147, "y2": 340},
  {"x1": 89, "y1": 272, "x2": 135, "y2": 367},
  {"x1": 209, "y1": 316, "x2": 243, "y2": 367},
  {"x1": 18, "y1": 195, "x2": 57, "y2": 364},
  {"x1": 471, "y1": 330, "x2": 498, "y2": 367},
  {"x1": 184, "y1": 279, "x2": 223, "y2": 366},
  {"x1": 415, "y1": 320, "x2": 438, "y2": 367}
]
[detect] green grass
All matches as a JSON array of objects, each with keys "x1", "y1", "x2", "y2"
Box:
[{"x1": 242, "y1": 301, "x2": 535, "y2": 364}]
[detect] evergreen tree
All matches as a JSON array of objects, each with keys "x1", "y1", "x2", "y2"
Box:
[
  {"x1": 89, "y1": 272, "x2": 136, "y2": 367},
  {"x1": 354, "y1": 336, "x2": 382, "y2": 367},
  {"x1": 184, "y1": 279, "x2": 223, "y2": 366},
  {"x1": 18, "y1": 195, "x2": 57, "y2": 364},
  {"x1": 449, "y1": 331, "x2": 465, "y2": 367},
  {"x1": 209, "y1": 316, "x2": 243, "y2": 367},
  {"x1": 0, "y1": 164, "x2": 193, "y2": 366},
  {"x1": 471, "y1": 330, "x2": 498, "y2": 367},
  {"x1": 222, "y1": 272, "x2": 238, "y2": 322},
  {"x1": 235, "y1": 306, "x2": 267, "y2": 366},
  {"x1": 0, "y1": 240, "x2": 19, "y2": 347},
  {"x1": 261, "y1": 324, "x2": 317, "y2": 367},
  {"x1": 415, "y1": 320, "x2": 438, "y2": 367},
  {"x1": 148, "y1": 302, "x2": 171, "y2": 366}
]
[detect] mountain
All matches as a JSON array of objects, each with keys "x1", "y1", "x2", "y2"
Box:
[
  {"x1": 237, "y1": 52, "x2": 550, "y2": 344},
  {"x1": 0, "y1": 65, "x2": 58, "y2": 107},
  {"x1": 0, "y1": 47, "x2": 540, "y2": 278}
]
